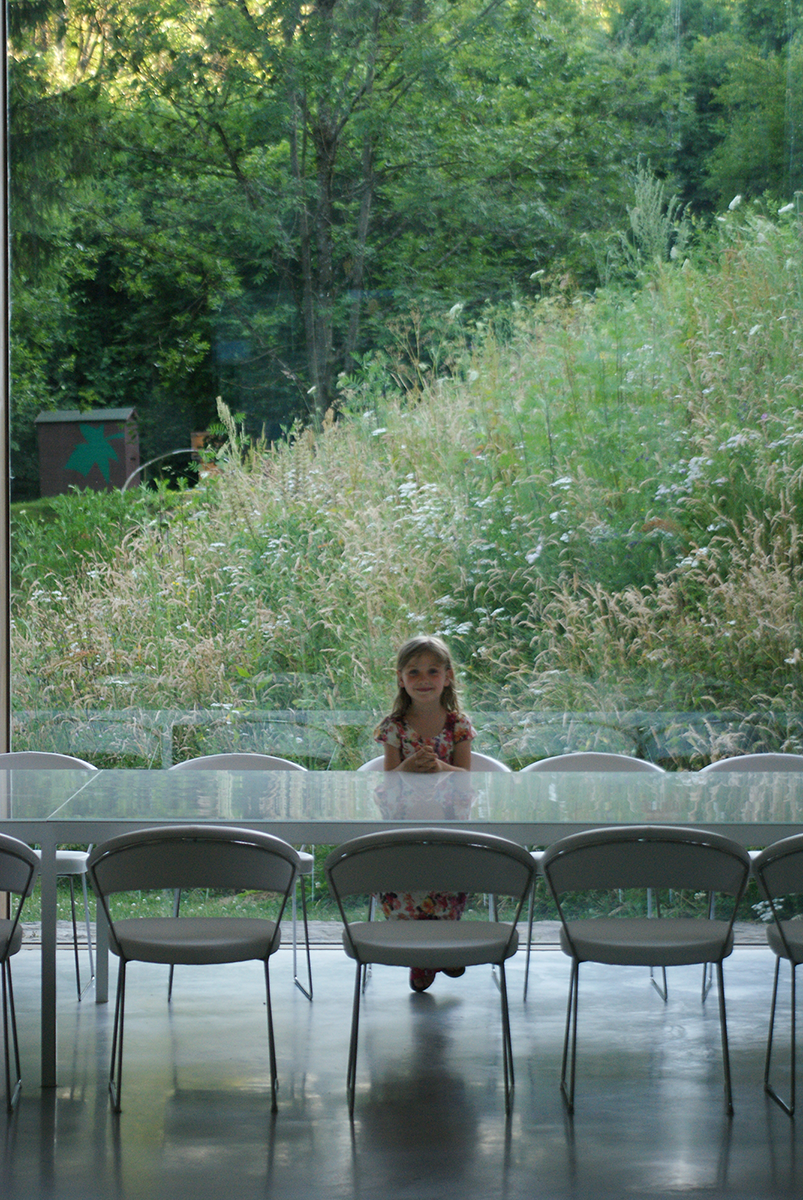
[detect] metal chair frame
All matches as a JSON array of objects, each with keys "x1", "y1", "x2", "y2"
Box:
[
  {"x1": 541, "y1": 823, "x2": 750, "y2": 1116},
  {"x1": 0, "y1": 834, "x2": 40, "y2": 1111},
  {"x1": 88, "y1": 824, "x2": 299, "y2": 1113},
  {"x1": 325, "y1": 827, "x2": 535, "y2": 1117},
  {"x1": 751, "y1": 834, "x2": 803, "y2": 1116}
]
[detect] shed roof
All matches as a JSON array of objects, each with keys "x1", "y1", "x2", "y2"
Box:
[{"x1": 35, "y1": 407, "x2": 137, "y2": 425}]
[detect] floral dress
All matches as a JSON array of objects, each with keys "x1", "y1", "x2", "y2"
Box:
[{"x1": 373, "y1": 710, "x2": 475, "y2": 920}]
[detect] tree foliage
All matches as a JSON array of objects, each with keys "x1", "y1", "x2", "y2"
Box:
[{"x1": 8, "y1": 0, "x2": 803, "y2": 497}]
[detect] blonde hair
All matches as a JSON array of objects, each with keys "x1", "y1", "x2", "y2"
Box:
[{"x1": 389, "y1": 635, "x2": 462, "y2": 720}]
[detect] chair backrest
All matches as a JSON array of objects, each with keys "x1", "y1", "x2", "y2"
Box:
[
  {"x1": 169, "y1": 753, "x2": 307, "y2": 772},
  {"x1": 0, "y1": 751, "x2": 98, "y2": 771},
  {"x1": 0, "y1": 835, "x2": 40, "y2": 957},
  {"x1": 752, "y1": 833, "x2": 803, "y2": 901},
  {"x1": 542, "y1": 824, "x2": 751, "y2": 898},
  {"x1": 752, "y1": 835, "x2": 803, "y2": 961},
  {"x1": 470, "y1": 752, "x2": 511, "y2": 772},
  {"x1": 0, "y1": 833, "x2": 40, "y2": 900},
  {"x1": 521, "y1": 752, "x2": 664, "y2": 774},
  {"x1": 699, "y1": 753, "x2": 803, "y2": 774},
  {"x1": 357, "y1": 756, "x2": 384, "y2": 771},
  {"x1": 89, "y1": 825, "x2": 300, "y2": 897},
  {"x1": 358, "y1": 752, "x2": 510, "y2": 772},
  {"x1": 325, "y1": 826, "x2": 535, "y2": 904}
]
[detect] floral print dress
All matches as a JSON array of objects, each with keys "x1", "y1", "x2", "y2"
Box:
[{"x1": 373, "y1": 710, "x2": 475, "y2": 920}]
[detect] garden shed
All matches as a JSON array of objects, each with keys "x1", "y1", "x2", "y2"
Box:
[{"x1": 35, "y1": 407, "x2": 140, "y2": 497}]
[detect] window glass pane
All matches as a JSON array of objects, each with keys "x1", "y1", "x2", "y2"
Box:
[{"x1": 8, "y1": 1, "x2": 803, "y2": 768}]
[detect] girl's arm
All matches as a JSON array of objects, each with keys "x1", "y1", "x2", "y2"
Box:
[
  {"x1": 432, "y1": 738, "x2": 471, "y2": 772},
  {"x1": 383, "y1": 743, "x2": 403, "y2": 771},
  {"x1": 452, "y1": 739, "x2": 472, "y2": 771}
]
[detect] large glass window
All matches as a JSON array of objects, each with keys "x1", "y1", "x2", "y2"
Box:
[{"x1": 7, "y1": 1, "x2": 803, "y2": 767}]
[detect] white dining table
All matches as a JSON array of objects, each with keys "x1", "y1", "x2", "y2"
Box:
[{"x1": 2, "y1": 765, "x2": 803, "y2": 1089}]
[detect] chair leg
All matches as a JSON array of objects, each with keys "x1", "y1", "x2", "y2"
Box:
[
  {"x1": 109, "y1": 960, "x2": 127, "y2": 1112},
  {"x1": 560, "y1": 959, "x2": 580, "y2": 1114},
  {"x1": 701, "y1": 891, "x2": 715, "y2": 1003},
  {"x1": 764, "y1": 957, "x2": 796, "y2": 1117},
  {"x1": 292, "y1": 878, "x2": 313, "y2": 1000},
  {"x1": 498, "y1": 962, "x2": 514, "y2": 1114},
  {"x1": 361, "y1": 896, "x2": 377, "y2": 993},
  {"x1": 263, "y1": 961, "x2": 278, "y2": 1113},
  {"x1": 650, "y1": 965, "x2": 669, "y2": 1002},
  {"x1": 647, "y1": 889, "x2": 669, "y2": 1001},
  {"x1": 347, "y1": 961, "x2": 363, "y2": 1118},
  {"x1": 2, "y1": 959, "x2": 22, "y2": 1112},
  {"x1": 68, "y1": 876, "x2": 95, "y2": 1001},
  {"x1": 167, "y1": 888, "x2": 181, "y2": 1001},
  {"x1": 715, "y1": 960, "x2": 734, "y2": 1116},
  {"x1": 68, "y1": 877, "x2": 82, "y2": 998},
  {"x1": 523, "y1": 887, "x2": 535, "y2": 1001},
  {"x1": 80, "y1": 872, "x2": 95, "y2": 991}
]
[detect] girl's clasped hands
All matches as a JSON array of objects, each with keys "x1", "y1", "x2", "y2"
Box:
[{"x1": 398, "y1": 743, "x2": 447, "y2": 773}]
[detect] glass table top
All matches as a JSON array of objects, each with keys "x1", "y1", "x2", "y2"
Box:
[{"x1": 1, "y1": 768, "x2": 801, "y2": 839}]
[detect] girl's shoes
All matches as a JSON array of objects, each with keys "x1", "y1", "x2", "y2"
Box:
[
  {"x1": 409, "y1": 967, "x2": 437, "y2": 992},
  {"x1": 409, "y1": 966, "x2": 465, "y2": 990}
]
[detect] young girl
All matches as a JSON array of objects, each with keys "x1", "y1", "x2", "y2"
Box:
[{"x1": 373, "y1": 635, "x2": 476, "y2": 991}]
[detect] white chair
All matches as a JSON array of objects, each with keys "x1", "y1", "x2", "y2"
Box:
[
  {"x1": 168, "y1": 753, "x2": 314, "y2": 998},
  {"x1": 0, "y1": 833, "x2": 39, "y2": 1110},
  {"x1": 519, "y1": 753, "x2": 665, "y2": 999},
  {"x1": 324, "y1": 827, "x2": 535, "y2": 1116},
  {"x1": 541, "y1": 824, "x2": 750, "y2": 1114},
  {"x1": 751, "y1": 833, "x2": 803, "y2": 1116},
  {"x1": 0, "y1": 751, "x2": 98, "y2": 999},
  {"x1": 700, "y1": 753, "x2": 803, "y2": 773},
  {"x1": 87, "y1": 824, "x2": 300, "y2": 1112},
  {"x1": 358, "y1": 751, "x2": 510, "y2": 772},
  {"x1": 523, "y1": 752, "x2": 665, "y2": 774}
]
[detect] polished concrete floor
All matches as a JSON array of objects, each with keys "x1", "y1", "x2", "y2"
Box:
[{"x1": 2, "y1": 936, "x2": 800, "y2": 1200}]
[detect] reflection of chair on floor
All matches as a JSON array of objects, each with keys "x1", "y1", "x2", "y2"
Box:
[
  {"x1": 325, "y1": 827, "x2": 535, "y2": 1116},
  {"x1": 541, "y1": 823, "x2": 750, "y2": 1114},
  {"x1": 0, "y1": 833, "x2": 40, "y2": 1111},
  {"x1": 88, "y1": 824, "x2": 300, "y2": 1112},
  {"x1": 168, "y1": 753, "x2": 313, "y2": 998},
  {"x1": 519, "y1": 753, "x2": 665, "y2": 1000},
  {"x1": 751, "y1": 833, "x2": 803, "y2": 1116},
  {"x1": 0, "y1": 751, "x2": 99, "y2": 999},
  {"x1": 700, "y1": 753, "x2": 803, "y2": 773}
]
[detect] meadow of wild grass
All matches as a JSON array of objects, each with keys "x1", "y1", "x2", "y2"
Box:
[{"x1": 11, "y1": 192, "x2": 803, "y2": 768}]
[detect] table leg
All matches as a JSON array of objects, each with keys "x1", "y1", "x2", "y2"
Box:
[{"x1": 38, "y1": 829, "x2": 58, "y2": 1088}]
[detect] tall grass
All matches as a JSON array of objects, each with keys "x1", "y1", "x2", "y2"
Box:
[{"x1": 11, "y1": 195, "x2": 803, "y2": 765}]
